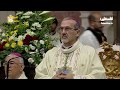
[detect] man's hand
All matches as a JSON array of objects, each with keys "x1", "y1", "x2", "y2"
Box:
[
  {"x1": 52, "y1": 74, "x2": 61, "y2": 79},
  {"x1": 52, "y1": 69, "x2": 74, "y2": 79},
  {"x1": 52, "y1": 71, "x2": 63, "y2": 79},
  {"x1": 52, "y1": 73, "x2": 74, "y2": 79},
  {"x1": 60, "y1": 73, "x2": 74, "y2": 79}
]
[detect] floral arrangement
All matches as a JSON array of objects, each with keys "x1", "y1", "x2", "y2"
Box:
[{"x1": 0, "y1": 11, "x2": 55, "y2": 66}]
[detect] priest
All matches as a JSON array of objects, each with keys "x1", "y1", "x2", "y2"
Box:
[{"x1": 35, "y1": 17, "x2": 106, "y2": 79}]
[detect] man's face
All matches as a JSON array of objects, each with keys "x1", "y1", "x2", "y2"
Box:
[
  {"x1": 4, "y1": 55, "x2": 24, "y2": 79},
  {"x1": 59, "y1": 19, "x2": 80, "y2": 46},
  {"x1": 92, "y1": 14, "x2": 104, "y2": 30}
]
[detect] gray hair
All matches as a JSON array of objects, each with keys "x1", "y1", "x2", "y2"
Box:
[
  {"x1": 6, "y1": 54, "x2": 24, "y2": 64},
  {"x1": 17, "y1": 57, "x2": 24, "y2": 64},
  {"x1": 62, "y1": 17, "x2": 81, "y2": 29},
  {"x1": 88, "y1": 12, "x2": 102, "y2": 22}
]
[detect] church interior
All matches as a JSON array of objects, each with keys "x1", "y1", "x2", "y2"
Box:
[{"x1": 0, "y1": 11, "x2": 120, "y2": 79}]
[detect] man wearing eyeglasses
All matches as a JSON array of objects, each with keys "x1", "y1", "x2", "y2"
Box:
[
  {"x1": 3, "y1": 53, "x2": 27, "y2": 79},
  {"x1": 35, "y1": 17, "x2": 106, "y2": 79},
  {"x1": 80, "y1": 12, "x2": 107, "y2": 49}
]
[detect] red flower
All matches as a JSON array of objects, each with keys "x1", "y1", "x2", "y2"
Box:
[
  {"x1": 23, "y1": 35, "x2": 33, "y2": 45},
  {"x1": 23, "y1": 35, "x2": 39, "y2": 45},
  {"x1": 25, "y1": 35, "x2": 33, "y2": 41},
  {"x1": 0, "y1": 45, "x2": 4, "y2": 51},
  {"x1": 32, "y1": 36, "x2": 39, "y2": 40},
  {"x1": 2, "y1": 41, "x2": 7, "y2": 46},
  {"x1": 23, "y1": 39, "x2": 30, "y2": 45},
  {"x1": 0, "y1": 41, "x2": 7, "y2": 51}
]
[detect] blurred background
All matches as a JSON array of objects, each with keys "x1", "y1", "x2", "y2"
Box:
[{"x1": 0, "y1": 11, "x2": 119, "y2": 44}]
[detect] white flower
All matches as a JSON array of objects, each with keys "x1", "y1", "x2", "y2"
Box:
[
  {"x1": 28, "y1": 58, "x2": 34, "y2": 64},
  {"x1": 29, "y1": 52, "x2": 36, "y2": 54},
  {"x1": 23, "y1": 11, "x2": 34, "y2": 16},
  {"x1": 2, "y1": 33, "x2": 5, "y2": 36},
  {"x1": 13, "y1": 37, "x2": 18, "y2": 41},
  {"x1": 35, "y1": 49, "x2": 38, "y2": 53},
  {"x1": 26, "y1": 29, "x2": 36, "y2": 36},
  {"x1": 29, "y1": 31, "x2": 36, "y2": 36},
  {"x1": 40, "y1": 40, "x2": 45, "y2": 44},
  {"x1": 31, "y1": 27, "x2": 36, "y2": 30},
  {"x1": 18, "y1": 35, "x2": 24, "y2": 41},
  {"x1": 26, "y1": 29, "x2": 31, "y2": 32},
  {"x1": 29, "y1": 44, "x2": 36, "y2": 50},
  {"x1": 32, "y1": 22, "x2": 42, "y2": 29},
  {"x1": 7, "y1": 15, "x2": 14, "y2": 23},
  {"x1": 40, "y1": 48, "x2": 44, "y2": 54},
  {"x1": 16, "y1": 11, "x2": 23, "y2": 15},
  {"x1": 32, "y1": 22, "x2": 39, "y2": 26},
  {"x1": 33, "y1": 40, "x2": 38, "y2": 46},
  {"x1": 9, "y1": 36, "x2": 15, "y2": 41},
  {"x1": 1, "y1": 39, "x2": 6, "y2": 43},
  {"x1": 39, "y1": 11, "x2": 51, "y2": 15},
  {"x1": 45, "y1": 34, "x2": 48, "y2": 37},
  {"x1": 8, "y1": 18, "x2": 14, "y2": 23},
  {"x1": 21, "y1": 16, "x2": 30, "y2": 19}
]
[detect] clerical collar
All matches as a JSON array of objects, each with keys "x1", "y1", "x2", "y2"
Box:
[
  {"x1": 60, "y1": 40, "x2": 82, "y2": 54},
  {"x1": 62, "y1": 45, "x2": 73, "y2": 49}
]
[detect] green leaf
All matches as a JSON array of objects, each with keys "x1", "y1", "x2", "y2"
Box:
[{"x1": 39, "y1": 11, "x2": 51, "y2": 16}]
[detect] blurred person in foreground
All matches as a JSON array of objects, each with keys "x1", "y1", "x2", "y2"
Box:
[{"x1": 3, "y1": 52, "x2": 27, "y2": 79}]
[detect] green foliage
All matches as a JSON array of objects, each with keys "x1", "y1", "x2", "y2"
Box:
[{"x1": 0, "y1": 11, "x2": 55, "y2": 65}]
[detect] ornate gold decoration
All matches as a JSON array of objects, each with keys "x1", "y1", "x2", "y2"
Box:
[{"x1": 98, "y1": 42, "x2": 120, "y2": 79}]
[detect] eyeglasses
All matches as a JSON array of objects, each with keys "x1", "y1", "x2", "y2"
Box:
[
  {"x1": 3, "y1": 57, "x2": 22, "y2": 66},
  {"x1": 58, "y1": 26, "x2": 78, "y2": 33}
]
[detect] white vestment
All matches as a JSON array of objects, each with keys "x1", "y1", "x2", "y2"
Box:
[
  {"x1": 5, "y1": 72, "x2": 27, "y2": 79},
  {"x1": 79, "y1": 30, "x2": 100, "y2": 49},
  {"x1": 18, "y1": 72, "x2": 27, "y2": 79},
  {"x1": 35, "y1": 40, "x2": 106, "y2": 79}
]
